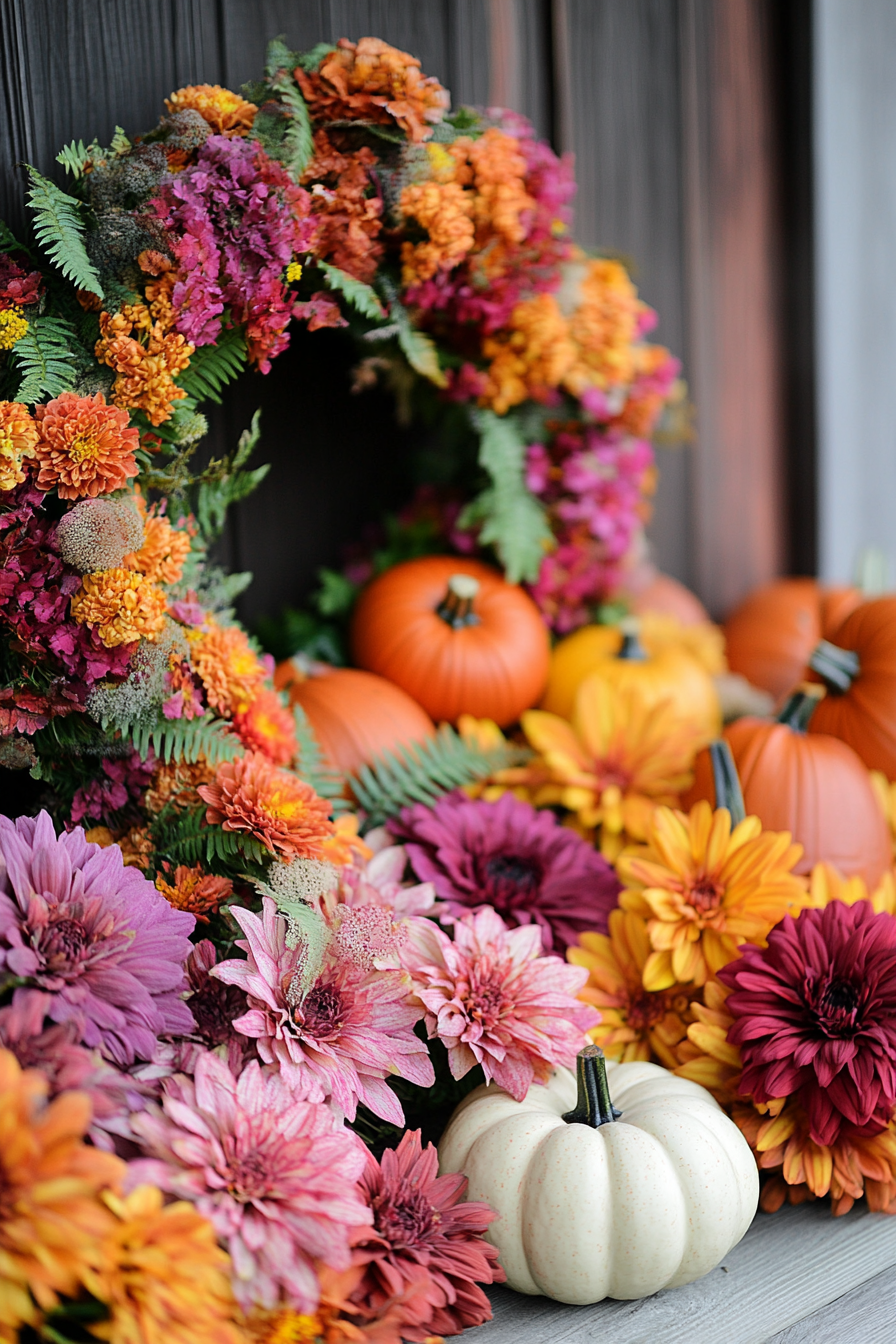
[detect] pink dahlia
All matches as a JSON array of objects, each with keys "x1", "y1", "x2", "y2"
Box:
[
  {"x1": 128, "y1": 1049, "x2": 371, "y2": 1312},
  {"x1": 720, "y1": 901, "x2": 896, "y2": 1147},
  {"x1": 400, "y1": 906, "x2": 598, "y2": 1100},
  {"x1": 392, "y1": 791, "x2": 620, "y2": 953},
  {"x1": 0, "y1": 811, "x2": 195, "y2": 1065},
  {"x1": 213, "y1": 897, "x2": 435, "y2": 1123},
  {"x1": 351, "y1": 1129, "x2": 504, "y2": 1341}
]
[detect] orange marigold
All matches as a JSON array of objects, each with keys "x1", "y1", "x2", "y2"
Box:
[
  {"x1": 33, "y1": 392, "x2": 139, "y2": 500},
  {"x1": 188, "y1": 621, "x2": 267, "y2": 716},
  {"x1": 297, "y1": 36, "x2": 450, "y2": 142},
  {"x1": 480, "y1": 294, "x2": 577, "y2": 415},
  {"x1": 400, "y1": 180, "x2": 475, "y2": 285},
  {"x1": 165, "y1": 83, "x2": 257, "y2": 137},
  {"x1": 561, "y1": 255, "x2": 643, "y2": 396},
  {"x1": 143, "y1": 758, "x2": 216, "y2": 816},
  {"x1": 233, "y1": 688, "x2": 297, "y2": 766},
  {"x1": 70, "y1": 567, "x2": 167, "y2": 647},
  {"x1": 455, "y1": 127, "x2": 534, "y2": 250},
  {"x1": 199, "y1": 751, "x2": 335, "y2": 860},
  {"x1": 0, "y1": 1049, "x2": 123, "y2": 1336},
  {"x1": 83, "y1": 825, "x2": 155, "y2": 870},
  {"x1": 124, "y1": 512, "x2": 191, "y2": 585},
  {"x1": 95, "y1": 309, "x2": 194, "y2": 427},
  {"x1": 155, "y1": 864, "x2": 233, "y2": 922},
  {"x1": 0, "y1": 400, "x2": 39, "y2": 491}
]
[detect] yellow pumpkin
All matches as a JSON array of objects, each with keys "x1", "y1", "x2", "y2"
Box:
[{"x1": 541, "y1": 618, "x2": 721, "y2": 738}]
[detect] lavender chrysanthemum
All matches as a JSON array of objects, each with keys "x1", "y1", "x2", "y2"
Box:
[
  {"x1": 391, "y1": 791, "x2": 620, "y2": 952},
  {"x1": 0, "y1": 811, "x2": 195, "y2": 1065}
]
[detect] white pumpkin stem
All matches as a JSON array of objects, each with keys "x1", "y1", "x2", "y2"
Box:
[{"x1": 562, "y1": 1045, "x2": 622, "y2": 1128}]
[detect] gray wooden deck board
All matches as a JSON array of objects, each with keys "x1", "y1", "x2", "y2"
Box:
[
  {"x1": 477, "y1": 1202, "x2": 896, "y2": 1343},
  {"x1": 768, "y1": 1264, "x2": 896, "y2": 1343}
]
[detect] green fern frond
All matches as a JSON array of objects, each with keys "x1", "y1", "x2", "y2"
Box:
[
  {"x1": 387, "y1": 298, "x2": 446, "y2": 387},
  {"x1": 292, "y1": 703, "x2": 350, "y2": 811},
  {"x1": 294, "y1": 42, "x2": 335, "y2": 73},
  {"x1": 178, "y1": 328, "x2": 247, "y2": 404},
  {"x1": 25, "y1": 167, "x2": 103, "y2": 297},
  {"x1": 150, "y1": 806, "x2": 269, "y2": 869},
  {"x1": 0, "y1": 219, "x2": 32, "y2": 257},
  {"x1": 349, "y1": 726, "x2": 531, "y2": 827},
  {"x1": 317, "y1": 262, "x2": 385, "y2": 320},
  {"x1": 12, "y1": 315, "x2": 80, "y2": 403},
  {"x1": 195, "y1": 410, "x2": 269, "y2": 541},
  {"x1": 262, "y1": 40, "x2": 314, "y2": 178},
  {"x1": 458, "y1": 409, "x2": 552, "y2": 583},
  {"x1": 127, "y1": 715, "x2": 242, "y2": 766},
  {"x1": 56, "y1": 140, "x2": 92, "y2": 180}
]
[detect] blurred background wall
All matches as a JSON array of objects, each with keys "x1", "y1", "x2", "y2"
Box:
[{"x1": 0, "y1": 0, "x2": 848, "y2": 622}]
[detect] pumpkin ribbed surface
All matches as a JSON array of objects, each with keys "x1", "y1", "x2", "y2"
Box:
[{"x1": 809, "y1": 596, "x2": 896, "y2": 779}]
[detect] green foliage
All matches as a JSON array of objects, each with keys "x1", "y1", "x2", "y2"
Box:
[
  {"x1": 458, "y1": 409, "x2": 552, "y2": 584},
  {"x1": 150, "y1": 804, "x2": 270, "y2": 869},
  {"x1": 391, "y1": 300, "x2": 447, "y2": 387},
  {"x1": 196, "y1": 410, "x2": 270, "y2": 541},
  {"x1": 125, "y1": 715, "x2": 243, "y2": 767},
  {"x1": 264, "y1": 39, "x2": 314, "y2": 177},
  {"x1": 254, "y1": 880, "x2": 331, "y2": 994},
  {"x1": 55, "y1": 139, "x2": 93, "y2": 181},
  {"x1": 0, "y1": 219, "x2": 33, "y2": 257},
  {"x1": 178, "y1": 328, "x2": 248, "y2": 404},
  {"x1": 317, "y1": 262, "x2": 385, "y2": 320},
  {"x1": 292, "y1": 704, "x2": 351, "y2": 812},
  {"x1": 294, "y1": 42, "x2": 335, "y2": 73},
  {"x1": 314, "y1": 568, "x2": 358, "y2": 617},
  {"x1": 25, "y1": 167, "x2": 103, "y2": 297},
  {"x1": 349, "y1": 725, "x2": 531, "y2": 828},
  {"x1": 12, "y1": 315, "x2": 80, "y2": 403}
]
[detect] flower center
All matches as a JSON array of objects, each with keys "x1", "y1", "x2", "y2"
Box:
[
  {"x1": 371, "y1": 1183, "x2": 436, "y2": 1249},
  {"x1": 190, "y1": 980, "x2": 246, "y2": 1046},
  {"x1": 229, "y1": 1150, "x2": 272, "y2": 1202},
  {"x1": 625, "y1": 988, "x2": 667, "y2": 1031},
  {"x1": 478, "y1": 852, "x2": 542, "y2": 910},
  {"x1": 68, "y1": 431, "x2": 102, "y2": 463},
  {"x1": 687, "y1": 876, "x2": 724, "y2": 913},
  {"x1": 463, "y1": 972, "x2": 505, "y2": 1030},
  {"x1": 811, "y1": 975, "x2": 862, "y2": 1036},
  {"x1": 41, "y1": 915, "x2": 90, "y2": 969},
  {"x1": 296, "y1": 981, "x2": 345, "y2": 1040}
]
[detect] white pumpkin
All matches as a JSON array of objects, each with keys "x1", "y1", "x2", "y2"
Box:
[{"x1": 438, "y1": 1045, "x2": 758, "y2": 1305}]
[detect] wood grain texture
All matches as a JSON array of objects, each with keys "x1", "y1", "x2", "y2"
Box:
[
  {"x1": 477, "y1": 1202, "x2": 896, "y2": 1344},
  {"x1": 768, "y1": 1264, "x2": 896, "y2": 1344}
]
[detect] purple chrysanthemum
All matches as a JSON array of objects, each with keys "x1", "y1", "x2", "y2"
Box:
[
  {"x1": 391, "y1": 791, "x2": 620, "y2": 952},
  {"x1": 0, "y1": 811, "x2": 195, "y2": 1065}
]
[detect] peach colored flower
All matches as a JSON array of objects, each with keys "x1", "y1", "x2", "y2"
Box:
[
  {"x1": 400, "y1": 180, "x2": 475, "y2": 285},
  {"x1": 480, "y1": 294, "x2": 577, "y2": 414},
  {"x1": 199, "y1": 751, "x2": 334, "y2": 860},
  {"x1": 0, "y1": 400, "x2": 38, "y2": 491},
  {"x1": 297, "y1": 37, "x2": 449, "y2": 143},
  {"x1": 807, "y1": 860, "x2": 896, "y2": 914},
  {"x1": 188, "y1": 620, "x2": 267, "y2": 715},
  {"x1": 155, "y1": 864, "x2": 233, "y2": 923},
  {"x1": 124, "y1": 512, "x2": 191, "y2": 585},
  {"x1": 84, "y1": 825, "x2": 155, "y2": 871},
  {"x1": 95, "y1": 309, "x2": 194, "y2": 427},
  {"x1": 70, "y1": 567, "x2": 167, "y2": 647},
  {"x1": 33, "y1": 392, "x2": 139, "y2": 499},
  {"x1": 233, "y1": 688, "x2": 297, "y2": 766},
  {"x1": 318, "y1": 813, "x2": 373, "y2": 868},
  {"x1": 165, "y1": 83, "x2": 257, "y2": 137}
]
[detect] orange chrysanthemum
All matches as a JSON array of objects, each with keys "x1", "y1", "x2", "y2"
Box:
[
  {"x1": 674, "y1": 977, "x2": 745, "y2": 1102},
  {"x1": 522, "y1": 676, "x2": 700, "y2": 859},
  {"x1": 569, "y1": 909, "x2": 699, "y2": 1068},
  {"x1": 124, "y1": 512, "x2": 191, "y2": 585},
  {"x1": 0, "y1": 400, "x2": 39, "y2": 491},
  {"x1": 242, "y1": 1305, "x2": 323, "y2": 1344},
  {"x1": 199, "y1": 751, "x2": 334, "y2": 860},
  {"x1": 33, "y1": 392, "x2": 139, "y2": 500},
  {"x1": 83, "y1": 1185, "x2": 244, "y2": 1344},
  {"x1": 70, "y1": 567, "x2": 167, "y2": 647},
  {"x1": 155, "y1": 864, "x2": 233, "y2": 923},
  {"x1": 143, "y1": 758, "x2": 216, "y2": 816},
  {"x1": 480, "y1": 293, "x2": 577, "y2": 415},
  {"x1": 618, "y1": 801, "x2": 808, "y2": 990},
  {"x1": 561, "y1": 255, "x2": 643, "y2": 395},
  {"x1": 297, "y1": 37, "x2": 450, "y2": 142},
  {"x1": 188, "y1": 621, "x2": 267, "y2": 716},
  {"x1": 400, "y1": 180, "x2": 475, "y2": 285},
  {"x1": 0, "y1": 1049, "x2": 124, "y2": 1336},
  {"x1": 318, "y1": 813, "x2": 373, "y2": 868},
  {"x1": 95, "y1": 309, "x2": 194, "y2": 427},
  {"x1": 233, "y1": 689, "x2": 297, "y2": 766},
  {"x1": 165, "y1": 83, "x2": 257, "y2": 137}
]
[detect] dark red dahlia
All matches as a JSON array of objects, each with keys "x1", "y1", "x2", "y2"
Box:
[
  {"x1": 720, "y1": 901, "x2": 896, "y2": 1147},
  {"x1": 391, "y1": 790, "x2": 620, "y2": 952}
]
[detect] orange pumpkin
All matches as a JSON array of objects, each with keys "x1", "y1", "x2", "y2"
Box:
[
  {"x1": 683, "y1": 689, "x2": 891, "y2": 885},
  {"x1": 624, "y1": 569, "x2": 710, "y2": 626},
  {"x1": 540, "y1": 618, "x2": 721, "y2": 738},
  {"x1": 275, "y1": 660, "x2": 434, "y2": 779},
  {"x1": 808, "y1": 596, "x2": 896, "y2": 779},
  {"x1": 723, "y1": 578, "x2": 862, "y2": 701},
  {"x1": 349, "y1": 556, "x2": 550, "y2": 727}
]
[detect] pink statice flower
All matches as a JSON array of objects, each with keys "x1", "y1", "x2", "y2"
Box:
[
  {"x1": 128, "y1": 1049, "x2": 372, "y2": 1312},
  {"x1": 213, "y1": 896, "x2": 435, "y2": 1123},
  {"x1": 0, "y1": 811, "x2": 195, "y2": 1065},
  {"x1": 69, "y1": 749, "x2": 155, "y2": 825},
  {"x1": 400, "y1": 906, "x2": 598, "y2": 1100}
]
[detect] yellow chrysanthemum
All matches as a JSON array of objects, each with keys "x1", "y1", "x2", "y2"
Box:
[
  {"x1": 188, "y1": 620, "x2": 267, "y2": 715},
  {"x1": 806, "y1": 860, "x2": 896, "y2": 914},
  {"x1": 618, "y1": 801, "x2": 808, "y2": 990},
  {"x1": 674, "y1": 977, "x2": 746, "y2": 1102},
  {"x1": 0, "y1": 399, "x2": 39, "y2": 491},
  {"x1": 456, "y1": 714, "x2": 547, "y2": 802},
  {"x1": 569, "y1": 909, "x2": 699, "y2": 1067},
  {"x1": 165, "y1": 84, "x2": 257, "y2": 137},
  {"x1": 0, "y1": 307, "x2": 28, "y2": 350},
  {"x1": 243, "y1": 1306, "x2": 323, "y2": 1344},
  {"x1": 70, "y1": 567, "x2": 167, "y2": 647},
  {"x1": 522, "y1": 675, "x2": 700, "y2": 859}
]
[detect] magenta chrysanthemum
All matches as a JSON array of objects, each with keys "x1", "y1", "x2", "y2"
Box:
[
  {"x1": 392, "y1": 791, "x2": 620, "y2": 952},
  {"x1": 213, "y1": 896, "x2": 435, "y2": 1123},
  {"x1": 400, "y1": 905, "x2": 598, "y2": 1100},
  {"x1": 720, "y1": 901, "x2": 896, "y2": 1147},
  {"x1": 0, "y1": 812, "x2": 195, "y2": 1065},
  {"x1": 128, "y1": 1049, "x2": 372, "y2": 1312},
  {"x1": 352, "y1": 1129, "x2": 504, "y2": 1341}
]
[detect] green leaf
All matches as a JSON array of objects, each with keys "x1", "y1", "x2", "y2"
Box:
[
  {"x1": 294, "y1": 42, "x2": 335, "y2": 73},
  {"x1": 178, "y1": 328, "x2": 247, "y2": 404},
  {"x1": 25, "y1": 166, "x2": 103, "y2": 297},
  {"x1": 0, "y1": 219, "x2": 32, "y2": 257},
  {"x1": 317, "y1": 262, "x2": 385, "y2": 320},
  {"x1": 263, "y1": 42, "x2": 314, "y2": 177},
  {"x1": 56, "y1": 138, "x2": 92, "y2": 180},
  {"x1": 265, "y1": 37, "x2": 296, "y2": 77},
  {"x1": 125, "y1": 715, "x2": 242, "y2": 767},
  {"x1": 12, "y1": 315, "x2": 80, "y2": 403},
  {"x1": 196, "y1": 410, "x2": 270, "y2": 541},
  {"x1": 314, "y1": 567, "x2": 358, "y2": 617},
  {"x1": 458, "y1": 409, "x2": 552, "y2": 583},
  {"x1": 292, "y1": 702, "x2": 350, "y2": 811}
]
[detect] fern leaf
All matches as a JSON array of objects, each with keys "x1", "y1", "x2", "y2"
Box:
[
  {"x1": 178, "y1": 329, "x2": 247, "y2": 404},
  {"x1": 25, "y1": 167, "x2": 103, "y2": 298},
  {"x1": 12, "y1": 315, "x2": 80, "y2": 403},
  {"x1": 126, "y1": 715, "x2": 242, "y2": 767},
  {"x1": 195, "y1": 411, "x2": 270, "y2": 541},
  {"x1": 0, "y1": 219, "x2": 33, "y2": 257},
  {"x1": 317, "y1": 262, "x2": 385, "y2": 320},
  {"x1": 349, "y1": 726, "x2": 531, "y2": 827},
  {"x1": 458, "y1": 410, "x2": 552, "y2": 584},
  {"x1": 265, "y1": 37, "x2": 295, "y2": 76},
  {"x1": 390, "y1": 300, "x2": 446, "y2": 387},
  {"x1": 292, "y1": 704, "x2": 350, "y2": 811},
  {"x1": 294, "y1": 42, "x2": 335, "y2": 73},
  {"x1": 56, "y1": 139, "x2": 92, "y2": 180},
  {"x1": 262, "y1": 44, "x2": 314, "y2": 178}
]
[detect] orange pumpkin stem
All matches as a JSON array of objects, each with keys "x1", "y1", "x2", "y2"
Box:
[
  {"x1": 809, "y1": 638, "x2": 861, "y2": 694},
  {"x1": 562, "y1": 1045, "x2": 622, "y2": 1128},
  {"x1": 616, "y1": 615, "x2": 648, "y2": 662},
  {"x1": 707, "y1": 739, "x2": 746, "y2": 825},
  {"x1": 436, "y1": 574, "x2": 482, "y2": 630}
]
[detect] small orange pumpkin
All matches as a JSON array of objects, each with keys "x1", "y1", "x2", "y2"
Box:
[
  {"x1": 683, "y1": 688, "x2": 891, "y2": 886},
  {"x1": 808, "y1": 596, "x2": 896, "y2": 779},
  {"x1": 349, "y1": 556, "x2": 551, "y2": 727},
  {"x1": 275, "y1": 660, "x2": 434, "y2": 780},
  {"x1": 723, "y1": 578, "x2": 862, "y2": 701}
]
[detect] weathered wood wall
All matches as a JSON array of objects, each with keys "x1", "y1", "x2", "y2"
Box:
[{"x1": 0, "y1": 0, "x2": 810, "y2": 622}]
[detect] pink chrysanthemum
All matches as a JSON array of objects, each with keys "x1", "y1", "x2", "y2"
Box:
[
  {"x1": 720, "y1": 901, "x2": 896, "y2": 1148},
  {"x1": 337, "y1": 829, "x2": 438, "y2": 921},
  {"x1": 392, "y1": 790, "x2": 620, "y2": 952},
  {"x1": 350, "y1": 1129, "x2": 504, "y2": 1341},
  {"x1": 0, "y1": 812, "x2": 195, "y2": 1065},
  {"x1": 213, "y1": 897, "x2": 435, "y2": 1123},
  {"x1": 400, "y1": 906, "x2": 598, "y2": 1099},
  {"x1": 128, "y1": 1050, "x2": 371, "y2": 1313}
]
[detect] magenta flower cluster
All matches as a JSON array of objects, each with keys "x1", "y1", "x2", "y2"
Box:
[{"x1": 69, "y1": 749, "x2": 156, "y2": 825}]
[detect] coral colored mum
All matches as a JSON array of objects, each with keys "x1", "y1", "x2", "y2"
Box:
[
  {"x1": 199, "y1": 751, "x2": 334, "y2": 860},
  {"x1": 154, "y1": 864, "x2": 233, "y2": 922},
  {"x1": 165, "y1": 83, "x2": 257, "y2": 137},
  {"x1": 400, "y1": 906, "x2": 598, "y2": 1099},
  {"x1": 32, "y1": 392, "x2": 139, "y2": 499},
  {"x1": 70, "y1": 566, "x2": 167, "y2": 647},
  {"x1": 233, "y1": 687, "x2": 298, "y2": 765},
  {"x1": 297, "y1": 37, "x2": 449, "y2": 142},
  {"x1": 189, "y1": 619, "x2": 267, "y2": 714},
  {"x1": 128, "y1": 1050, "x2": 371, "y2": 1312},
  {"x1": 0, "y1": 399, "x2": 38, "y2": 491}
]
